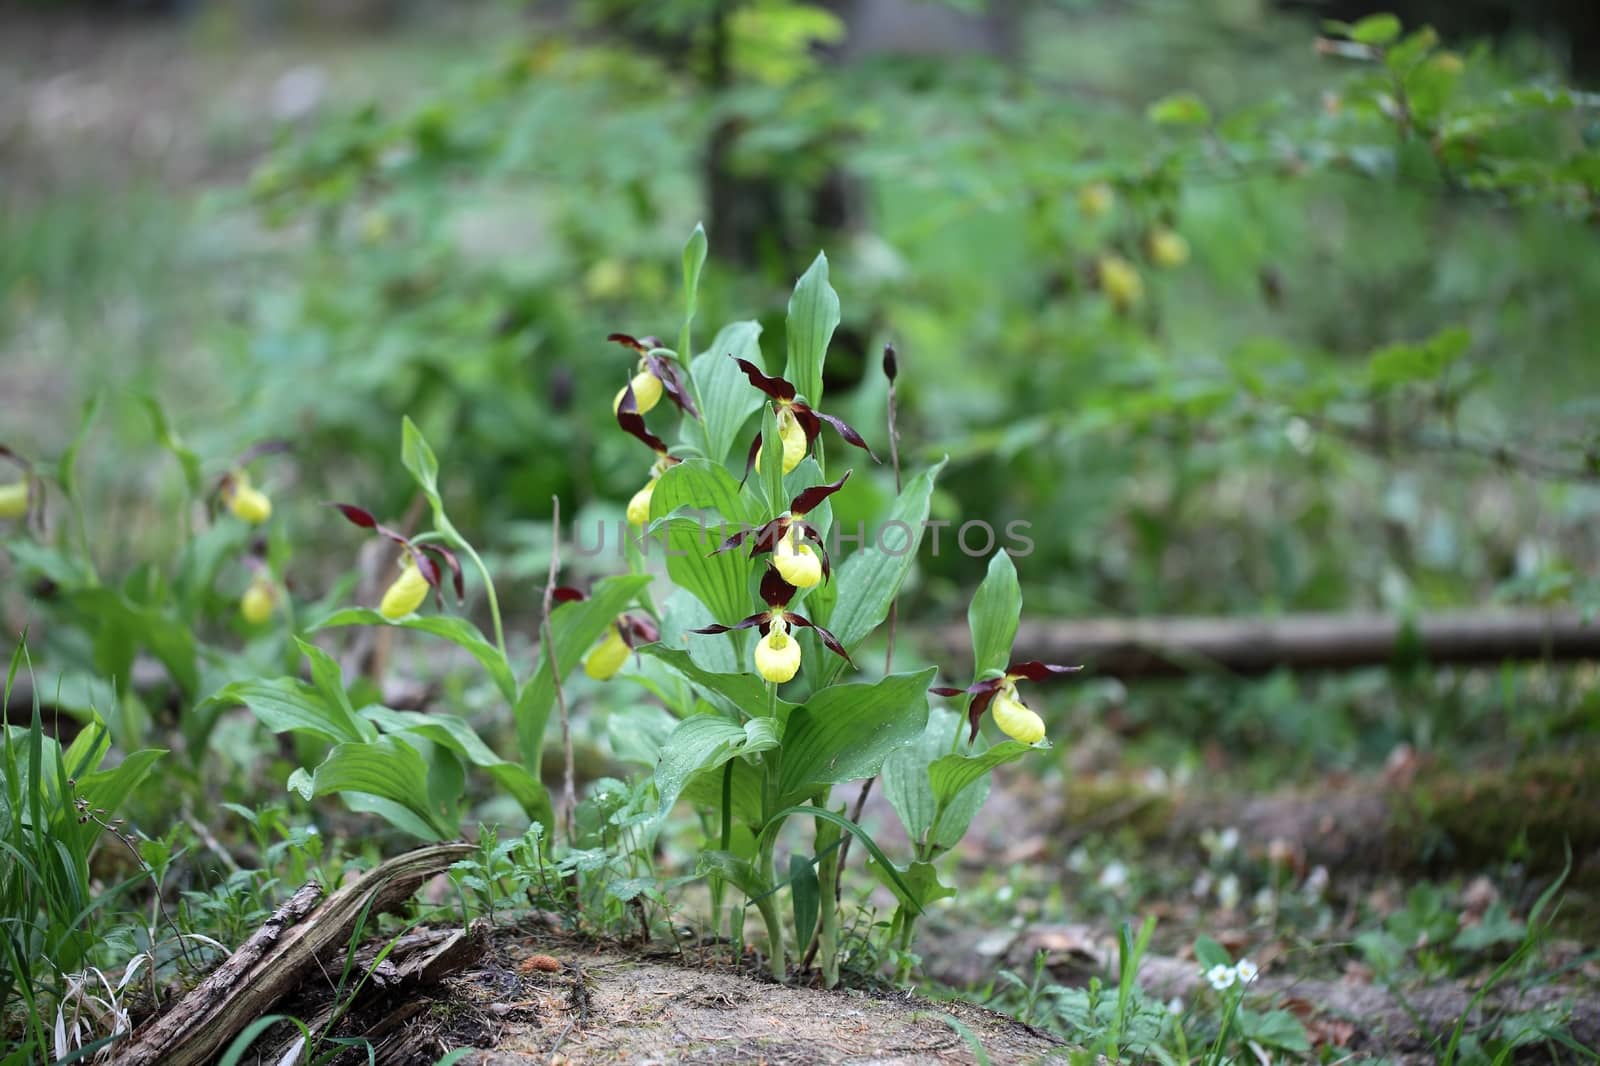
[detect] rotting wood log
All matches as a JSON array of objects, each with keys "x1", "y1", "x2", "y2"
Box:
[
  {"x1": 928, "y1": 608, "x2": 1600, "y2": 678},
  {"x1": 111, "y1": 842, "x2": 472, "y2": 1066}
]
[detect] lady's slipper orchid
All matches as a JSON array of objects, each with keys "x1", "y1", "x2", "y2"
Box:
[
  {"x1": 1147, "y1": 227, "x2": 1190, "y2": 269},
  {"x1": 607, "y1": 333, "x2": 699, "y2": 418},
  {"x1": 549, "y1": 587, "x2": 660, "y2": 681},
  {"x1": 753, "y1": 617, "x2": 803, "y2": 683},
  {"x1": 932, "y1": 659, "x2": 1083, "y2": 744},
  {"x1": 1078, "y1": 181, "x2": 1115, "y2": 218},
  {"x1": 380, "y1": 558, "x2": 431, "y2": 620},
  {"x1": 225, "y1": 474, "x2": 273, "y2": 525},
  {"x1": 240, "y1": 575, "x2": 277, "y2": 624},
  {"x1": 0, "y1": 480, "x2": 28, "y2": 521},
  {"x1": 331, "y1": 503, "x2": 464, "y2": 619},
  {"x1": 691, "y1": 570, "x2": 852, "y2": 682},
  {"x1": 731, "y1": 358, "x2": 877, "y2": 481},
  {"x1": 1097, "y1": 255, "x2": 1144, "y2": 312},
  {"x1": 615, "y1": 380, "x2": 682, "y2": 527},
  {"x1": 0, "y1": 446, "x2": 43, "y2": 530},
  {"x1": 714, "y1": 472, "x2": 849, "y2": 586},
  {"x1": 771, "y1": 535, "x2": 822, "y2": 588}
]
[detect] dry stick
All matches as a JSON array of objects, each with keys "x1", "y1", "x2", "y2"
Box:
[
  {"x1": 542, "y1": 494, "x2": 577, "y2": 845},
  {"x1": 833, "y1": 345, "x2": 904, "y2": 909}
]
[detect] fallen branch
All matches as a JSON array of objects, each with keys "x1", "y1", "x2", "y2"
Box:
[
  {"x1": 929, "y1": 608, "x2": 1600, "y2": 678},
  {"x1": 112, "y1": 842, "x2": 472, "y2": 1066}
]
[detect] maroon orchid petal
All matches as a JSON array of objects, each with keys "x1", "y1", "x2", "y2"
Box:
[
  {"x1": 691, "y1": 611, "x2": 770, "y2": 635},
  {"x1": 417, "y1": 543, "x2": 465, "y2": 603},
  {"x1": 551, "y1": 586, "x2": 588, "y2": 604},
  {"x1": 966, "y1": 687, "x2": 1002, "y2": 743},
  {"x1": 747, "y1": 518, "x2": 790, "y2": 558},
  {"x1": 739, "y1": 435, "x2": 761, "y2": 488},
  {"x1": 616, "y1": 384, "x2": 668, "y2": 454},
  {"x1": 626, "y1": 616, "x2": 661, "y2": 645},
  {"x1": 814, "y1": 411, "x2": 879, "y2": 462},
  {"x1": 783, "y1": 613, "x2": 854, "y2": 669},
  {"x1": 1007, "y1": 661, "x2": 1084, "y2": 682},
  {"x1": 403, "y1": 545, "x2": 442, "y2": 589},
  {"x1": 607, "y1": 332, "x2": 648, "y2": 352},
  {"x1": 788, "y1": 472, "x2": 850, "y2": 518},
  {"x1": 646, "y1": 354, "x2": 700, "y2": 419},
  {"x1": 760, "y1": 568, "x2": 797, "y2": 608},
  {"x1": 929, "y1": 686, "x2": 967, "y2": 698},
  {"x1": 713, "y1": 525, "x2": 756, "y2": 555},
  {"x1": 331, "y1": 503, "x2": 380, "y2": 530},
  {"x1": 732, "y1": 357, "x2": 796, "y2": 401},
  {"x1": 790, "y1": 404, "x2": 822, "y2": 446}
]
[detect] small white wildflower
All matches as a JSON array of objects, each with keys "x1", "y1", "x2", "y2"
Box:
[
  {"x1": 1191, "y1": 871, "x2": 1214, "y2": 899},
  {"x1": 1217, "y1": 873, "x2": 1242, "y2": 911},
  {"x1": 995, "y1": 884, "x2": 1014, "y2": 903},
  {"x1": 1217, "y1": 826, "x2": 1240, "y2": 854},
  {"x1": 1143, "y1": 766, "x2": 1170, "y2": 791},
  {"x1": 1235, "y1": 959, "x2": 1259, "y2": 984},
  {"x1": 1097, "y1": 860, "x2": 1130, "y2": 892},
  {"x1": 1166, "y1": 997, "x2": 1184, "y2": 1016},
  {"x1": 1067, "y1": 846, "x2": 1092, "y2": 874},
  {"x1": 1302, "y1": 865, "x2": 1330, "y2": 900},
  {"x1": 1205, "y1": 963, "x2": 1237, "y2": 991},
  {"x1": 1285, "y1": 416, "x2": 1314, "y2": 454}
]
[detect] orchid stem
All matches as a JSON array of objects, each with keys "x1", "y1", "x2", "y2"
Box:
[{"x1": 540, "y1": 496, "x2": 576, "y2": 844}]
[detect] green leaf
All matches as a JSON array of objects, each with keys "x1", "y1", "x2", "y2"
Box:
[
  {"x1": 1367, "y1": 326, "x2": 1471, "y2": 387},
  {"x1": 360, "y1": 706, "x2": 552, "y2": 828},
  {"x1": 777, "y1": 668, "x2": 935, "y2": 803},
  {"x1": 882, "y1": 706, "x2": 990, "y2": 851},
  {"x1": 1147, "y1": 91, "x2": 1212, "y2": 126},
  {"x1": 696, "y1": 849, "x2": 767, "y2": 899},
  {"x1": 514, "y1": 573, "x2": 652, "y2": 768},
  {"x1": 140, "y1": 396, "x2": 202, "y2": 497},
  {"x1": 296, "y1": 638, "x2": 358, "y2": 720},
  {"x1": 758, "y1": 806, "x2": 922, "y2": 914},
  {"x1": 1237, "y1": 1009, "x2": 1311, "y2": 1053},
  {"x1": 787, "y1": 252, "x2": 839, "y2": 407},
  {"x1": 640, "y1": 640, "x2": 784, "y2": 713},
  {"x1": 680, "y1": 223, "x2": 709, "y2": 362},
  {"x1": 649, "y1": 459, "x2": 755, "y2": 527},
  {"x1": 927, "y1": 740, "x2": 1035, "y2": 810},
  {"x1": 56, "y1": 392, "x2": 103, "y2": 500},
  {"x1": 301, "y1": 737, "x2": 449, "y2": 839},
  {"x1": 1193, "y1": 935, "x2": 1232, "y2": 970},
  {"x1": 817, "y1": 459, "x2": 946, "y2": 684},
  {"x1": 400, "y1": 416, "x2": 443, "y2": 508},
  {"x1": 655, "y1": 516, "x2": 755, "y2": 629},
  {"x1": 969, "y1": 550, "x2": 1021, "y2": 679},
  {"x1": 313, "y1": 609, "x2": 516, "y2": 703},
  {"x1": 866, "y1": 858, "x2": 957, "y2": 909},
  {"x1": 654, "y1": 714, "x2": 778, "y2": 817},
  {"x1": 790, "y1": 853, "x2": 821, "y2": 953},
  {"x1": 686, "y1": 321, "x2": 765, "y2": 467},
  {"x1": 1349, "y1": 12, "x2": 1402, "y2": 45},
  {"x1": 200, "y1": 676, "x2": 372, "y2": 746}
]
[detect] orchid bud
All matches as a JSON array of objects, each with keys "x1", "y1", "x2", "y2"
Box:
[
  {"x1": 627, "y1": 478, "x2": 656, "y2": 527},
  {"x1": 379, "y1": 559, "x2": 430, "y2": 620},
  {"x1": 754, "y1": 618, "x2": 802, "y2": 684},
  {"x1": 1147, "y1": 227, "x2": 1190, "y2": 269},
  {"x1": 1097, "y1": 255, "x2": 1144, "y2": 312},
  {"x1": 1078, "y1": 181, "x2": 1114, "y2": 219},
  {"x1": 991, "y1": 688, "x2": 1046, "y2": 745},
  {"x1": 240, "y1": 576, "x2": 276, "y2": 624},
  {"x1": 613, "y1": 371, "x2": 663, "y2": 416},
  {"x1": 771, "y1": 536, "x2": 822, "y2": 588},
  {"x1": 227, "y1": 474, "x2": 273, "y2": 525},
  {"x1": 0, "y1": 481, "x2": 28, "y2": 520},
  {"x1": 582, "y1": 624, "x2": 631, "y2": 681},
  {"x1": 754, "y1": 408, "x2": 808, "y2": 476}
]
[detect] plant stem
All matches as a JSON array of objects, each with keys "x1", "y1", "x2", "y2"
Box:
[
  {"x1": 453, "y1": 536, "x2": 507, "y2": 660},
  {"x1": 814, "y1": 798, "x2": 841, "y2": 989},
  {"x1": 539, "y1": 496, "x2": 576, "y2": 843},
  {"x1": 756, "y1": 828, "x2": 786, "y2": 981}
]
